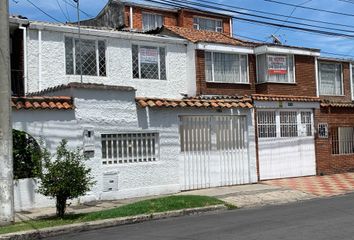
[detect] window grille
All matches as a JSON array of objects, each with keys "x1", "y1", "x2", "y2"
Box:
[
  {"x1": 332, "y1": 127, "x2": 354, "y2": 155},
  {"x1": 142, "y1": 13, "x2": 163, "y2": 31},
  {"x1": 280, "y1": 111, "x2": 298, "y2": 137},
  {"x1": 205, "y1": 52, "x2": 248, "y2": 83},
  {"x1": 257, "y1": 110, "x2": 313, "y2": 139},
  {"x1": 301, "y1": 112, "x2": 312, "y2": 137},
  {"x1": 257, "y1": 111, "x2": 277, "y2": 138},
  {"x1": 193, "y1": 17, "x2": 223, "y2": 32},
  {"x1": 65, "y1": 37, "x2": 106, "y2": 76},
  {"x1": 101, "y1": 133, "x2": 159, "y2": 164},
  {"x1": 319, "y1": 62, "x2": 343, "y2": 96},
  {"x1": 318, "y1": 123, "x2": 328, "y2": 138},
  {"x1": 256, "y1": 54, "x2": 295, "y2": 83},
  {"x1": 132, "y1": 45, "x2": 166, "y2": 80}
]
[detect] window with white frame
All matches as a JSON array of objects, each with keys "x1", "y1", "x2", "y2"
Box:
[
  {"x1": 65, "y1": 37, "x2": 106, "y2": 76},
  {"x1": 257, "y1": 54, "x2": 295, "y2": 83},
  {"x1": 142, "y1": 12, "x2": 163, "y2": 31},
  {"x1": 205, "y1": 52, "x2": 248, "y2": 83},
  {"x1": 193, "y1": 17, "x2": 223, "y2": 32},
  {"x1": 101, "y1": 133, "x2": 159, "y2": 164},
  {"x1": 257, "y1": 110, "x2": 313, "y2": 139},
  {"x1": 332, "y1": 127, "x2": 354, "y2": 155},
  {"x1": 132, "y1": 45, "x2": 166, "y2": 80},
  {"x1": 318, "y1": 62, "x2": 343, "y2": 96}
]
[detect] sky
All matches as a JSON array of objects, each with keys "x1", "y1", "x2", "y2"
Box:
[{"x1": 9, "y1": 0, "x2": 354, "y2": 59}]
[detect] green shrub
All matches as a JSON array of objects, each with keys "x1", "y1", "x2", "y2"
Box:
[
  {"x1": 12, "y1": 130, "x2": 42, "y2": 179},
  {"x1": 38, "y1": 139, "x2": 95, "y2": 218}
]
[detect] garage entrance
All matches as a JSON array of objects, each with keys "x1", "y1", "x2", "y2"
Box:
[
  {"x1": 257, "y1": 110, "x2": 316, "y2": 180},
  {"x1": 179, "y1": 115, "x2": 255, "y2": 190}
]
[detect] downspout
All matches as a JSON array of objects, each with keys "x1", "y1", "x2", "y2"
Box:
[
  {"x1": 315, "y1": 57, "x2": 319, "y2": 97},
  {"x1": 229, "y1": 18, "x2": 233, "y2": 37},
  {"x1": 130, "y1": 6, "x2": 133, "y2": 29},
  {"x1": 38, "y1": 29, "x2": 42, "y2": 91},
  {"x1": 19, "y1": 25, "x2": 27, "y2": 95}
]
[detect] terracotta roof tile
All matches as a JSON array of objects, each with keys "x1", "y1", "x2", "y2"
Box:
[
  {"x1": 11, "y1": 96, "x2": 74, "y2": 110},
  {"x1": 163, "y1": 26, "x2": 257, "y2": 47},
  {"x1": 136, "y1": 96, "x2": 253, "y2": 109},
  {"x1": 28, "y1": 82, "x2": 136, "y2": 96},
  {"x1": 321, "y1": 102, "x2": 354, "y2": 108},
  {"x1": 252, "y1": 94, "x2": 321, "y2": 102}
]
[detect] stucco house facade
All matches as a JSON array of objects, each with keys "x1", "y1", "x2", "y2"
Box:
[{"x1": 8, "y1": 0, "x2": 354, "y2": 211}]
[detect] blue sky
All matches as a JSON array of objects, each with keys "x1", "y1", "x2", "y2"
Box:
[{"x1": 9, "y1": 0, "x2": 354, "y2": 59}]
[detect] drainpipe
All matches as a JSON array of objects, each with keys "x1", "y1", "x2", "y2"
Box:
[
  {"x1": 19, "y1": 25, "x2": 27, "y2": 95},
  {"x1": 38, "y1": 29, "x2": 42, "y2": 91},
  {"x1": 229, "y1": 18, "x2": 233, "y2": 37},
  {"x1": 315, "y1": 57, "x2": 319, "y2": 97},
  {"x1": 130, "y1": 6, "x2": 133, "y2": 29}
]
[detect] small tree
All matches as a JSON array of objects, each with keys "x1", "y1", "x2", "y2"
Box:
[{"x1": 38, "y1": 139, "x2": 95, "y2": 218}]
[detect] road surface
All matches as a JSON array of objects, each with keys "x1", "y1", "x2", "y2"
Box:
[{"x1": 47, "y1": 193, "x2": 354, "y2": 240}]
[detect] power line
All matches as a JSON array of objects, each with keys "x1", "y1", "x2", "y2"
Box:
[
  {"x1": 148, "y1": 0, "x2": 354, "y2": 38},
  {"x1": 26, "y1": 0, "x2": 63, "y2": 22},
  {"x1": 264, "y1": 0, "x2": 354, "y2": 18},
  {"x1": 56, "y1": 0, "x2": 70, "y2": 22},
  {"x1": 272, "y1": 0, "x2": 312, "y2": 36},
  {"x1": 194, "y1": 0, "x2": 354, "y2": 29},
  {"x1": 61, "y1": 0, "x2": 94, "y2": 19}
]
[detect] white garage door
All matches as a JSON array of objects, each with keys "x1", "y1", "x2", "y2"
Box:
[
  {"x1": 257, "y1": 110, "x2": 316, "y2": 180},
  {"x1": 179, "y1": 115, "x2": 256, "y2": 190}
]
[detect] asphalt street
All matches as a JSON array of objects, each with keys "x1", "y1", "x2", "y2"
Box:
[{"x1": 46, "y1": 193, "x2": 354, "y2": 240}]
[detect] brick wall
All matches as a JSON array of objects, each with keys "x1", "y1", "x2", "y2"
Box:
[
  {"x1": 315, "y1": 107, "x2": 354, "y2": 175},
  {"x1": 195, "y1": 50, "x2": 256, "y2": 96},
  {"x1": 125, "y1": 6, "x2": 178, "y2": 29},
  {"x1": 255, "y1": 55, "x2": 317, "y2": 96},
  {"x1": 178, "y1": 10, "x2": 231, "y2": 35},
  {"x1": 319, "y1": 61, "x2": 352, "y2": 102}
]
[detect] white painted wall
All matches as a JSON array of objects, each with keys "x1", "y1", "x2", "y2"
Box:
[
  {"x1": 26, "y1": 28, "x2": 195, "y2": 98},
  {"x1": 12, "y1": 88, "x2": 256, "y2": 211}
]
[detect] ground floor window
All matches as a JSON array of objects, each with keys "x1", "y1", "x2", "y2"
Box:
[
  {"x1": 101, "y1": 133, "x2": 159, "y2": 164},
  {"x1": 332, "y1": 127, "x2": 354, "y2": 155},
  {"x1": 257, "y1": 110, "x2": 313, "y2": 139}
]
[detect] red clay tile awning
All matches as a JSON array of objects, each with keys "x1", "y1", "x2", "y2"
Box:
[
  {"x1": 136, "y1": 96, "x2": 253, "y2": 109},
  {"x1": 252, "y1": 94, "x2": 321, "y2": 102},
  {"x1": 12, "y1": 96, "x2": 74, "y2": 110},
  {"x1": 321, "y1": 102, "x2": 354, "y2": 108},
  {"x1": 162, "y1": 26, "x2": 256, "y2": 47}
]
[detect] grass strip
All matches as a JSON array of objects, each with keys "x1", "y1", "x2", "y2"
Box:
[{"x1": 0, "y1": 195, "x2": 232, "y2": 235}]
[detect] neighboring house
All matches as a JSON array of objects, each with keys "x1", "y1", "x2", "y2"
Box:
[{"x1": 7, "y1": 0, "x2": 354, "y2": 210}]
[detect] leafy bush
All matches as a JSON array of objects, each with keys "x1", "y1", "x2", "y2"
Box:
[
  {"x1": 38, "y1": 139, "x2": 95, "y2": 218},
  {"x1": 13, "y1": 130, "x2": 42, "y2": 179}
]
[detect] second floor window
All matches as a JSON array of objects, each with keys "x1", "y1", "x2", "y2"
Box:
[
  {"x1": 65, "y1": 37, "x2": 106, "y2": 76},
  {"x1": 142, "y1": 13, "x2": 163, "y2": 31},
  {"x1": 205, "y1": 52, "x2": 248, "y2": 83},
  {"x1": 132, "y1": 45, "x2": 166, "y2": 80},
  {"x1": 193, "y1": 17, "x2": 223, "y2": 32},
  {"x1": 319, "y1": 62, "x2": 343, "y2": 96},
  {"x1": 257, "y1": 54, "x2": 295, "y2": 83}
]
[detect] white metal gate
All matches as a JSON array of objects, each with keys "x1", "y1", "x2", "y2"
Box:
[
  {"x1": 257, "y1": 110, "x2": 316, "y2": 180},
  {"x1": 179, "y1": 115, "x2": 253, "y2": 190}
]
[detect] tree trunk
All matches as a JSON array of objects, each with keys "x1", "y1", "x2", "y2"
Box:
[{"x1": 56, "y1": 196, "x2": 67, "y2": 218}]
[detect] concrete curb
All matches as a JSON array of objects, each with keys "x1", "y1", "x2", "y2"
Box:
[{"x1": 0, "y1": 205, "x2": 227, "y2": 240}]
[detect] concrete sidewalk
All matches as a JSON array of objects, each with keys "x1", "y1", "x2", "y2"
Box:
[
  {"x1": 177, "y1": 183, "x2": 315, "y2": 208},
  {"x1": 15, "y1": 183, "x2": 316, "y2": 222}
]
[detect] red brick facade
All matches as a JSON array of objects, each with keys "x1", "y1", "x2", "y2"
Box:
[
  {"x1": 255, "y1": 55, "x2": 317, "y2": 96},
  {"x1": 315, "y1": 107, "x2": 354, "y2": 175},
  {"x1": 125, "y1": 6, "x2": 231, "y2": 35},
  {"x1": 195, "y1": 50, "x2": 256, "y2": 96}
]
